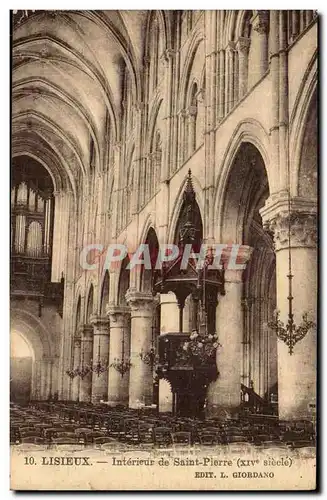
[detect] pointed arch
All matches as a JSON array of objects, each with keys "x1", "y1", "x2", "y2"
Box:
[
  {"x1": 85, "y1": 283, "x2": 94, "y2": 323},
  {"x1": 289, "y1": 50, "x2": 317, "y2": 196},
  {"x1": 167, "y1": 172, "x2": 205, "y2": 246},
  {"x1": 99, "y1": 271, "x2": 110, "y2": 316}
]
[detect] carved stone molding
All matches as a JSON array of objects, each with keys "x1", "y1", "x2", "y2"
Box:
[
  {"x1": 89, "y1": 314, "x2": 109, "y2": 332},
  {"x1": 106, "y1": 304, "x2": 130, "y2": 325},
  {"x1": 125, "y1": 290, "x2": 154, "y2": 314},
  {"x1": 251, "y1": 11, "x2": 269, "y2": 34},
  {"x1": 73, "y1": 336, "x2": 81, "y2": 347},
  {"x1": 77, "y1": 324, "x2": 94, "y2": 339},
  {"x1": 160, "y1": 48, "x2": 175, "y2": 63},
  {"x1": 267, "y1": 212, "x2": 317, "y2": 251},
  {"x1": 236, "y1": 36, "x2": 251, "y2": 54}
]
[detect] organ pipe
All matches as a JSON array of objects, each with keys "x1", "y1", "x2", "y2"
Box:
[
  {"x1": 26, "y1": 221, "x2": 42, "y2": 257},
  {"x1": 14, "y1": 215, "x2": 25, "y2": 253}
]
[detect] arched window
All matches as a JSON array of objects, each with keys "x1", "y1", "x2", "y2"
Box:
[{"x1": 26, "y1": 221, "x2": 42, "y2": 257}]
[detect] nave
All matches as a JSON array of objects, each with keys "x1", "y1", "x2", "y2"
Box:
[{"x1": 11, "y1": 401, "x2": 316, "y2": 454}]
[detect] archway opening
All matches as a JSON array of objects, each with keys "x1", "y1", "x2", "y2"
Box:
[
  {"x1": 10, "y1": 331, "x2": 34, "y2": 405},
  {"x1": 220, "y1": 141, "x2": 277, "y2": 411}
]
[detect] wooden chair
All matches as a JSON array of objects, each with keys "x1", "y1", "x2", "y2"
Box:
[
  {"x1": 20, "y1": 429, "x2": 43, "y2": 438},
  {"x1": 122, "y1": 419, "x2": 139, "y2": 443},
  {"x1": 21, "y1": 436, "x2": 44, "y2": 444},
  {"x1": 171, "y1": 431, "x2": 192, "y2": 454},
  {"x1": 137, "y1": 423, "x2": 154, "y2": 447},
  {"x1": 153, "y1": 427, "x2": 173, "y2": 448},
  {"x1": 198, "y1": 430, "x2": 220, "y2": 446}
]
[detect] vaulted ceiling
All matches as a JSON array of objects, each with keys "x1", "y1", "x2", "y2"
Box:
[{"x1": 12, "y1": 10, "x2": 152, "y2": 196}]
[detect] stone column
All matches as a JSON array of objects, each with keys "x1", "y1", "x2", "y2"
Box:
[
  {"x1": 106, "y1": 305, "x2": 131, "y2": 406},
  {"x1": 265, "y1": 209, "x2": 317, "y2": 420},
  {"x1": 90, "y1": 315, "x2": 110, "y2": 404},
  {"x1": 250, "y1": 11, "x2": 269, "y2": 86},
  {"x1": 78, "y1": 324, "x2": 93, "y2": 403},
  {"x1": 71, "y1": 336, "x2": 81, "y2": 401},
  {"x1": 126, "y1": 291, "x2": 155, "y2": 408},
  {"x1": 160, "y1": 292, "x2": 181, "y2": 333},
  {"x1": 158, "y1": 292, "x2": 181, "y2": 412},
  {"x1": 236, "y1": 37, "x2": 250, "y2": 98},
  {"x1": 207, "y1": 247, "x2": 252, "y2": 417}
]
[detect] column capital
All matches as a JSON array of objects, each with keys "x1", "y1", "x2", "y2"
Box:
[
  {"x1": 76, "y1": 324, "x2": 93, "y2": 338},
  {"x1": 251, "y1": 11, "x2": 269, "y2": 34},
  {"x1": 265, "y1": 211, "x2": 317, "y2": 251},
  {"x1": 73, "y1": 335, "x2": 81, "y2": 346},
  {"x1": 188, "y1": 105, "x2": 198, "y2": 117},
  {"x1": 125, "y1": 290, "x2": 155, "y2": 314},
  {"x1": 89, "y1": 314, "x2": 109, "y2": 329},
  {"x1": 133, "y1": 100, "x2": 146, "y2": 114},
  {"x1": 106, "y1": 304, "x2": 130, "y2": 325},
  {"x1": 236, "y1": 36, "x2": 251, "y2": 54},
  {"x1": 260, "y1": 195, "x2": 317, "y2": 251},
  {"x1": 160, "y1": 48, "x2": 176, "y2": 63},
  {"x1": 226, "y1": 40, "x2": 236, "y2": 52}
]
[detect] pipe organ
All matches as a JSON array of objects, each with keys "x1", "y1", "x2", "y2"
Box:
[{"x1": 11, "y1": 182, "x2": 53, "y2": 258}]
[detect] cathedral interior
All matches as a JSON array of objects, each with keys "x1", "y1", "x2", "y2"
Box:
[{"x1": 11, "y1": 10, "x2": 317, "y2": 447}]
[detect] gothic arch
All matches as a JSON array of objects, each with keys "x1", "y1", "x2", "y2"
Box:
[
  {"x1": 144, "y1": 11, "x2": 171, "y2": 60},
  {"x1": 217, "y1": 141, "x2": 270, "y2": 244},
  {"x1": 139, "y1": 213, "x2": 160, "y2": 247},
  {"x1": 117, "y1": 255, "x2": 131, "y2": 306},
  {"x1": 214, "y1": 119, "x2": 272, "y2": 242},
  {"x1": 140, "y1": 227, "x2": 160, "y2": 292},
  {"x1": 99, "y1": 271, "x2": 110, "y2": 316},
  {"x1": 10, "y1": 308, "x2": 54, "y2": 359},
  {"x1": 167, "y1": 172, "x2": 205, "y2": 245},
  {"x1": 85, "y1": 281, "x2": 95, "y2": 323},
  {"x1": 289, "y1": 51, "x2": 317, "y2": 196},
  {"x1": 178, "y1": 30, "x2": 204, "y2": 111}
]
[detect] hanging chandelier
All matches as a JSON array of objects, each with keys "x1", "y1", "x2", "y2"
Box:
[
  {"x1": 91, "y1": 340, "x2": 108, "y2": 377},
  {"x1": 267, "y1": 167, "x2": 315, "y2": 355},
  {"x1": 110, "y1": 331, "x2": 132, "y2": 377},
  {"x1": 139, "y1": 325, "x2": 158, "y2": 368},
  {"x1": 75, "y1": 363, "x2": 91, "y2": 380},
  {"x1": 65, "y1": 367, "x2": 78, "y2": 379},
  {"x1": 74, "y1": 342, "x2": 92, "y2": 379}
]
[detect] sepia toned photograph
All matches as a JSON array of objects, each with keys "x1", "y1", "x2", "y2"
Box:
[{"x1": 10, "y1": 9, "x2": 318, "y2": 491}]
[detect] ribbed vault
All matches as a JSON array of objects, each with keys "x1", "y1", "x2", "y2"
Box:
[{"x1": 12, "y1": 10, "x2": 154, "y2": 193}]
